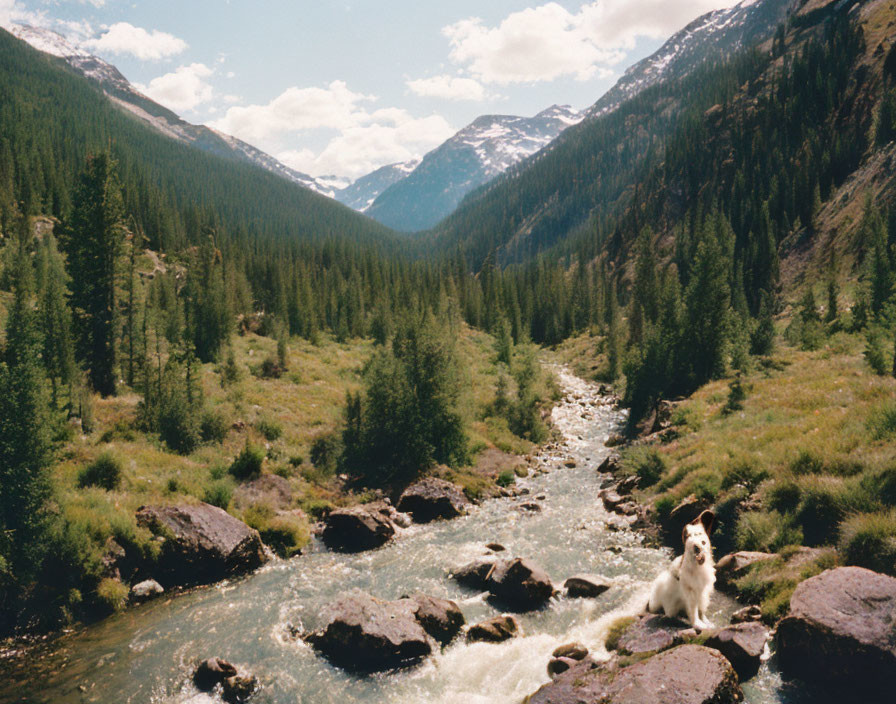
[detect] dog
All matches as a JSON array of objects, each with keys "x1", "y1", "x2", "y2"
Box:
[{"x1": 647, "y1": 510, "x2": 716, "y2": 630}]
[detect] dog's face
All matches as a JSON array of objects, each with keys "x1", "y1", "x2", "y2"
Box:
[{"x1": 682, "y1": 510, "x2": 715, "y2": 565}]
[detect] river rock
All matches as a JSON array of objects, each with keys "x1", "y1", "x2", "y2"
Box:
[
  {"x1": 321, "y1": 504, "x2": 396, "y2": 552},
  {"x1": 776, "y1": 567, "x2": 896, "y2": 696},
  {"x1": 616, "y1": 474, "x2": 640, "y2": 495},
  {"x1": 597, "y1": 453, "x2": 621, "y2": 475},
  {"x1": 450, "y1": 558, "x2": 496, "y2": 589},
  {"x1": 553, "y1": 642, "x2": 589, "y2": 660},
  {"x1": 715, "y1": 551, "x2": 776, "y2": 591},
  {"x1": 193, "y1": 657, "x2": 238, "y2": 691},
  {"x1": 487, "y1": 558, "x2": 554, "y2": 610},
  {"x1": 600, "y1": 489, "x2": 626, "y2": 511},
  {"x1": 526, "y1": 645, "x2": 742, "y2": 704},
  {"x1": 466, "y1": 615, "x2": 520, "y2": 643},
  {"x1": 222, "y1": 675, "x2": 257, "y2": 703},
  {"x1": 563, "y1": 575, "x2": 610, "y2": 598},
  {"x1": 704, "y1": 622, "x2": 768, "y2": 680},
  {"x1": 403, "y1": 593, "x2": 465, "y2": 646},
  {"x1": 136, "y1": 504, "x2": 268, "y2": 588},
  {"x1": 130, "y1": 579, "x2": 164, "y2": 602},
  {"x1": 486, "y1": 542, "x2": 506, "y2": 552},
  {"x1": 612, "y1": 614, "x2": 693, "y2": 656},
  {"x1": 730, "y1": 605, "x2": 762, "y2": 623},
  {"x1": 397, "y1": 478, "x2": 470, "y2": 523},
  {"x1": 306, "y1": 592, "x2": 433, "y2": 671},
  {"x1": 547, "y1": 656, "x2": 580, "y2": 677},
  {"x1": 519, "y1": 501, "x2": 542, "y2": 512}
]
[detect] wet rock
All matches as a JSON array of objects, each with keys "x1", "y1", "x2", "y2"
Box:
[
  {"x1": 485, "y1": 542, "x2": 506, "y2": 552},
  {"x1": 136, "y1": 504, "x2": 268, "y2": 588},
  {"x1": 526, "y1": 645, "x2": 742, "y2": 704},
  {"x1": 704, "y1": 622, "x2": 768, "y2": 680},
  {"x1": 130, "y1": 579, "x2": 164, "y2": 602},
  {"x1": 563, "y1": 575, "x2": 610, "y2": 599},
  {"x1": 321, "y1": 504, "x2": 395, "y2": 552},
  {"x1": 193, "y1": 657, "x2": 238, "y2": 691},
  {"x1": 222, "y1": 675, "x2": 258, "y2": 703},
  {"x1": 466, "y1": 615, "x2": 520, "y2": 643},
  {"x1": 403, "y1": 594, "x2": 465, "y2": 646},
  {"x1": 487, "y1": 558, "x2": 554, "y2": 611},
  {"x1": 563, "y1": 459, "x2": 577, "y2": 468},
  {"x1": 450, "y1": 558, "x2": 496, "y2": 590},
  {"x1": 730, "y1": 605, "x2": 762, "y2": 624},
  {"x1": 776, "y1": 567, "x2": 896, "y2": 696},
  {"x1": 396, "y1": 478, "x2": 470, "y2": 523},
  {"x1": 612, "y1": 614, "x2": 692, "y2": 656},
  {"x1": 616, "y1": 474, "x2": 640, "y2": 495},
  {"x1": 599, "y1": 489, "x2": 625, "y2": 511},
  {"x1": 552, "y1": 642, "x2": 589, "y2": 660},
  {"x1": 519, "y1": 501, "x2": 542, "y2": 513},
  {"x1": 305, "y1": 592, "x2": 433, "y2": 671},
  {"x1": 547, "y1": 656, "x2": 579, "y2": 678},
  {"x1": 605, "y1": 434, "x2": 625, "y2": 448},
  {"x1": 715, "y1": 551, "x2": 776, "y2": 591}
]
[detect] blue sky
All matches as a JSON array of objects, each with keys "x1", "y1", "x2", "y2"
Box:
[{"x1": 1, "y1": 0, "x2": 740, "y2": 179}]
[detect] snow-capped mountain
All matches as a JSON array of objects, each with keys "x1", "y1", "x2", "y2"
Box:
[
  {"x1": 587, "y1": 0, "x2": 793, "y2": 118},
  {"x1": 334, "y1": 160, "x2": 420, "y2": 212},
  {"x1": 364, "y1": 105, "x2": 582, "y2": 232},
  {"x1": 8, "y1": 24, "x2": 337, "y2": 197}
]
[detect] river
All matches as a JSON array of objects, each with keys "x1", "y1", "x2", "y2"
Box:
[{"x1": 0, "y1": 368, "x2": 809, "y2": 704}]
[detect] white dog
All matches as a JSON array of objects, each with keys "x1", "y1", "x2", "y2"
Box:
[{"x1": 647, "y1": 510, "x2": 716, "y2": 630}]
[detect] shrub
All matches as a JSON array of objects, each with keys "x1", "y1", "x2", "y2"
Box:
[
  {"x1": 310, "y1": 432, "x2": 341, "y2": 474},
  {"x1": 200, "y1": 409, "x2": 230, "y2": 444},
  {"x1": 790, "y1": 450, "x2": 825, "y2": 476},
  {"x1": 864, "y1": 327, "x2": 891, "y2": 375},
  {"x1": 229, "y1": 440, "x2": 265, "y2": 480},
  {"x1": 766, "y1": 478, "x2": 801, "y2": 513},
  {"x1": 722, "y1": 460, "x2": 769, "y2": 492},
  {"x1": 622, "y1": 447, "x2": 666, "y2": 487},
  {"x1": 654, "y1": 495, "x2": 676, "y2": 523},
  {"x1": 795, "y1": 477, "x2": 848, "y2": 546},
  {"x1": 255, "y1": 416, "x2": 283, "y2": 442},
  {"x1": 96, "y1": 577, "x2": 129, "y2": 613},
  {"x1": 867, "y1": 401, "x2": 896, "y2": 440},
  {"x1": 203, "y1": 480, "x2": 233, "y2": 509},
  {"x1": 865, "y1": 465, "x2": 896, "y2": 507},
  {"x1": 260, "y1": 515, "x2": 309, "y2": 558},
  {"x1": 301, "y1": 498, "x2": 334, "y2": 520},
  {"x1": 165, "y1": 478, "x2": 180, "y2": 494},
  {"x1": 736, "y1": 511, "x2": 803, "y2": 552},
  {"x1": 288, "y1": 455, "x2": 305, "y2": 467},
  {"x1": 723, "y1": 376, "x2": 748, "y2": 414},
  {"x1": 838, "y1": 510, "x2": 896, "y2": 575},
  {"x1": 496, "y1": 470, "x2": 515, "y2": 487},
  {"x1": 259, "y1": 355, "x2": 283, "y2": 379},
  {"x1": 77, "y1": 452, "x2": 123, "y2": 491}
]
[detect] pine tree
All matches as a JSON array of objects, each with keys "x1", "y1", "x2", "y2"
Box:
[
  {"x1": 35, "y1": 232, "x2": 76, "y2": 406},
  {"x1": 63, "y1": 154, "x2": 126, "y2": 396}
]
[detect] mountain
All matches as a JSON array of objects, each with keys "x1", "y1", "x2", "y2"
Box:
[
  {"x1": 334, "y1": 159, "x2": 420, "y2": 212},
  {"x1": 363, "y1": 105, "x2": 582, "y2": 232},
  {"x1": 588, "y1": 0, "x2": 794, "y2": 118},
  {"x1": 7, "y1": 24, "x2": 338, "y2": 197},
  {"x1": 424, "y1": 0, "x2": 802, "y2": 266},
  {"x1": 0, "y1": 25, "x2": 396, "y2": 251}
]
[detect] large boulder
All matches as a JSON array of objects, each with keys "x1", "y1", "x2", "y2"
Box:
[
  {"x1": 321, "y1": 504, "x2": 396, "y2": 552},
  {"x1": 487, "y1": 558, "x2": 555, "y2": 611},
  {"x1": 704, "y1": 622, "x2": 768, "y2": 680},
  {"x1": 776, "y1": 567, "x2": 896, "y2": 696},
  {"x1": 130, "y1": 579, "x2": 164, "y2": 603},
  {"x1": 305, "y1": 592, "x2": 433, "y2": 671},
  {"x1": 397, "y1": 478, "x2": 470, "y2": 523},
  {"x1": 193, "y1": 657, "x2": 238, "y2": 691},
  {"x1": 403, "y1": 593, "x2": 465, "y2": 646},
  {"x1": 611, "y1": 614, "x2": 693, "y2": 656},
  {"x1": 450, "y1": 558, "x2": 497, "y2": 590},
  {"x1": 525, "y1": 645, "x2": 742, "y2": 704},
  {"x1": 136, "y1": 504, "x2": 268, "y2": 588}
]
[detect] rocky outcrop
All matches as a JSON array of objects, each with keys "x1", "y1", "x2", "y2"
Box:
[
  {"x1": 321, "y1": 504, "x2": 396, "y2": 552},
  {"x1": 715, "y1": 551, "x2": 775, "y2": 591},
  {"x1": 136, "y1": 503, "x2": 268, "y2": 588},
  {"x1": 563, "y1": 575, "x2": 610, "y2": 599},
  {"x1": 403, "y1": 593, "x2": 465, "y2": 646},
  {"x1": 466, "y1": 615, "x2": 520, "y2": 643},
  {"x1": 526, "y1": 645, "x2": 742, "y2": 704},
  {"x1": 776, "y1": 567, "x2": 896, "y2": 696},
  {"x1": 486, "y1": 558, "x2": 555, "y2": 611},
  {"x1": 704, "y1": 622, "x2": 767, "y2": 680},
  {"x1": 305, "y1": 592, "x2": 433, "y2": 671},
  {"x1": 397, "y1": 478, "x2": 470, "y2": 523}
]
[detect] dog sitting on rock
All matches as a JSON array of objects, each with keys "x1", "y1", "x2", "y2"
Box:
[{"x1": 647, "y1": 510, "x2": 716, "y2": 630}]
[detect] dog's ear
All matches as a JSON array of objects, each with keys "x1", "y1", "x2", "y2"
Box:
[
  {"x1": 681, "y1": 525, "x2": 689, "y2": 546},
  {"x1": 697, "y1": 510, "x2": 715, "y2": 535}
]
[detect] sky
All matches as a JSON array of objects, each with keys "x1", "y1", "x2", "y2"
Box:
[{"x1": 0, "y1": 0, "x2": 742, "y2": 181}]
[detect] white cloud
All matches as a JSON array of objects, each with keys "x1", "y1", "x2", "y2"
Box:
[
  {"x1": 83, "y1": 21, "x2": 187, "y2": 60},
  {"x1": 407, "y1": 74, "x2": 487, "y2": 101},
  {"x1": 135, "y1": 63, "x2": 214, "y2": 113},
  {"x1": 443, "y1": 1, "x2": 740, "y2": 85},
  {"x1": 210, "y1": 81, "x2": 454, "y2": 179}
]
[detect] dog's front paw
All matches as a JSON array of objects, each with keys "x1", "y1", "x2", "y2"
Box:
[{"x1": 694, "y1": 618, "x2": 714, "y2": 631}]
